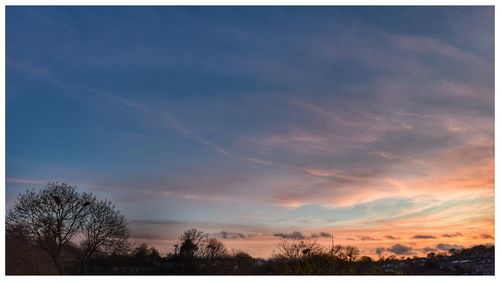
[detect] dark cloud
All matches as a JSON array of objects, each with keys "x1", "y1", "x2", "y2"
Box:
[
  {"x1": 217, "y1": 230, "x2": 247, "y2": 239},
  {"x1": 387, "y1": 244, "x2": 414, "y2": 255},
  {"x1": 130, "y1": 219, "x2": 185, "y2": 226},
  {"x1": 360, "y1": 236, "x2": 378, "y2": 241},
  {"x1": 130, "y1": 232, "x2": 166, "y2": 240},
  {"x1": 436, "y1": 243, "x2": 463, "y2": 251},
  {"x1": 442, "y1": 232, "x2": 462, "y2": 238},
  {"x1": 412, "y1": 235, "x2": 437, "y2": 239},
  {"x1": 384, "y1": 235, "x2": 399, "y2": 240},
  {"x1": 309, "y1": 232, "x2": 331, "y2": 238},
  {"x1": 128, "y1": 219, "x2": 267, "y2": 232},
  {"x1": 274, "y1": 231, "x2": 305, "y2": 240},
  {"x1": 480, "y1": 234, "x2": 494, "y2": 239},
  {"x1": 127, "y1": 219, "x2": 267, "y2": 243},
  {"x1": 422, "y1": 247, "x2": 437, "y2": 253}
]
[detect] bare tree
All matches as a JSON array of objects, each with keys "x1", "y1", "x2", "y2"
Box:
[
  {"x1": 7, "y1": 182, "x2": 129, "y2": 274},
  {"x1": 7, "y1": 183, "x2": 91, "y2": 273},
  {"x1": 345, "y1": 245, "x2": 360, "y2": 262},
  {"x1": 200, "y1": 238, "x2": 227, "y2": 259},
  {"x1": 275, "y1": 239, "x2": 324, "y2": 260},
  {"x1": 78, "y1": 197, "x2": 129, "y2": 269}
]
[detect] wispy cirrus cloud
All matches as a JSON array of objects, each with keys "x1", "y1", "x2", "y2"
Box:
[
  {"x1": 6, "y1": 177, "x2": 45, "y2": 185},
  {"x1": 391, "y1": 35, "x2": 483, "y2": 63}
]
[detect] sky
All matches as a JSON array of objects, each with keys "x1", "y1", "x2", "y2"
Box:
[{"x1": 6, "y1": 6, "x2": 494, "y2": 258}]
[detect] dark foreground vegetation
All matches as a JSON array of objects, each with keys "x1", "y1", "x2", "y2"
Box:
[{"x1": 6, "y1": 183, "x2": 495, "y2": 275}]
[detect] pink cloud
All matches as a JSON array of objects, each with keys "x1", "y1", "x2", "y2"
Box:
[{"x1": 6, "y1": 177, "x2": 45, "y2": 185}]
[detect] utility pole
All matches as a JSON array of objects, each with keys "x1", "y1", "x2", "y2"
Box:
[
  {"x1": 173, "y1": 238, "x2": 180, "y2": 255},
  {"x1": 331, "y1": 233, "x2": 336, "y2": 274}
]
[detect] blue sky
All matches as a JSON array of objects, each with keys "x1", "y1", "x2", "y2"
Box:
[{"x1": 6, "y1": 6, "x2": 494, "y2": 257}]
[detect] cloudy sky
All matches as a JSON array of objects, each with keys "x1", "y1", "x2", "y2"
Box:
[{"x1": 6, "y1": 6, "x2": 494, "y2": 258}]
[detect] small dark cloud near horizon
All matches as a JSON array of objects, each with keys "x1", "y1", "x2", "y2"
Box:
[
  {"x1": 442, "y1": 232, "x2": 462, "y2": 238},
  {"x1": 436, "y1": 243, "x2": 463, "y2": 251},
  {"x1": 130, "y1": 233, "x2": 166, "y2": 241},
  {"x1": 412, "y1": 235, "x2": 437, "y2": 239},
  {"x1": 129, "y1": 219, "x2": 185, "y2": 226},
  {"x1": 422, "y1": 247, "x2": 437, "y2": 253},
  {"x1": 480, "y1": 234, "x2": 494, "y2": 239},
  {"x1": 360, "y1": 236, "x2": 379, "y2": 241},
  {"x1": 310, "y1": 232, "x2": 332, "y2": 239},
  {"x1": 217, "y1": 230, "x2": 247, "y2": 239},
  {"x1": 384, "y1": 235, "x2": 399, "y2": 240},
  {"x1": 388, "y1": 244, "x2": 414, "y2": 255},
  {"x1": 274, "y1": 231, "x2": 305, "y2": 240}
]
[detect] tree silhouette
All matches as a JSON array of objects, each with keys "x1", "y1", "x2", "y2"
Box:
[
  {"x1": 345, "y1": 245, "x2": 360, "y2": 262},
  {"x1": 149, "y1": 247, "x2": 161, "y2": 261},
  {"x1": 7, "y1": 182, "x2": 129, "y2": 274},
  {"x1": 201, "y1": 238, "x2": 227, "y2": 259},
  {"x1": 179, "y1": 239, "x2": 198, "y2": 259},
  {"x1": 179, "y1": 228, "x2": 207, "y2": 258},
  {"x1": 79, "y1": 197, "x2": 129, "y2": 269},
  {"x1": 276, "y1": 239, "x2": 323, "y2": 260},
  {"x1": 133, "y1": 242, "x2": 150, "y2": 259}
]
